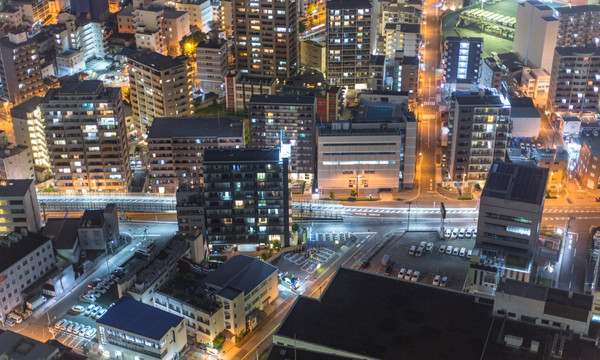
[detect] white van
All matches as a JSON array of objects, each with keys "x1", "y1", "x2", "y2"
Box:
[{"x1": 8, "y1": 312, "x2": 22, "y2": 324}]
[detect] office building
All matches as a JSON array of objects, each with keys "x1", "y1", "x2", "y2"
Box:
[
  {"x1": 77, "y1": 204, "x2": 119, "y2": 251},
  {"x1": 232, "y1": 0, "x2": 298, "y2": 79},
  {"x1": 147, "y1": 117, "x2": 243, "y2": 193},
  {"x1": 249, "y1": 95, "x2": 316, "y2": 180},
  {"x1": 0, "y1": 179, "x2": 41, "y2": 235},
  {"x1": 42, "y1": 81, "x2": 132, "y2": 192},
  {"x1": 96, "y1": 297, "x2": 187, "y2": 360},
  {"x1": 0, "y1": 230, "x2": 54, "y2": 319},
  {"x1": 577, "y1": 138, "x2": 600, "y2": 189},
  {"x1": 513, "y1": 2, "x2": 600, "y2": 74},
  {"x1": 0, "y1": 30, "x2": 45, "y2": 104},
  {"x1": 203, "y1": 148, "x2": 291, "y2": 247},
  {"x1": 317, "y1": 101, "x2": 417, "y2": 195},
  {"x1": 547, "y1": 47, "x2": 600, "y2": 116},
  {"x1": 442, "y1": 37, "x2": 483, "y2": 90},
  {"x1": 127, "y1": 51, "x2": 193, "y2": 133},
  {"x1": 11, "y1": 96, "x2": 50, "y2": 169},
  {"x1": 477, "y1": 161, "x2": 547, "y2": 255},
  {"x1": 225, "y1": 73, "x2": 277, "y2": 113},
  {"x1": 175, "y1": 0, "x2": 213, "y2": 33},
  {"x1": 154, "y1": 255, "x2": 277, "y2": 344},
  {"x1": 176, "y1": 183, "x2": 205, "y2": 239},
  {"x1": 326, "y1": 0, "x2": 372, "y2": 89},
  {"x1": 447, "y1": 89, "x2": 510, "y2": 184},
  {"x1": 196, "y1": 38, "x2": 228, "y2": 94}
]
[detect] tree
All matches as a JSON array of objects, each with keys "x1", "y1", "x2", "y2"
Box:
[
  {"x1": 122, "y1": 87, "x2": 131, "y2": 104},
  {"x1": 329, "y1": 191, "x2": 335, "y2": 200},
  {"x1": 179, "y1": 31, "x2": 207, "y2": 57},
  {"x1": 298, "y1": 21, "x2": 307, "y2": 34},
  {"x1": 350, "y1": 188, "x2": 358, "y2": 198},
  {"x1": 292, "y1": 223, "x2": 299, "y2": 232},
  {"x1": 272, "y1": 239, "x2": 281, "y2": 251}
]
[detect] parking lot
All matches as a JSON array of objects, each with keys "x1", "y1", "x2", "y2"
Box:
[
  {"x1": 369, "y1": 231, "x2": 477, "y2": 291},
  {"x1": 50, "y1": 306, "x2": 101, "y2": 354}
]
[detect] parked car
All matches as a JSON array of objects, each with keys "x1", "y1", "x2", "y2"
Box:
[
  {"x1": 473, "y1": 230, "x2": 477, "y2": 238},
  {"x1": 444, "y1": 229, "x2": 452, "y2": 238},
  {"x1": 465, "y1": 229, "x2": 472, "y2": 238},
  {"x1": 398, "y1": 268, "x2": 407, "y2": 279},
  {"x1": 409, "y1": 245, "x2": 416, "y2": 256},
  {"x1": 458, "y1": 228, "x2": 466, "y2": 238},
  {"x1": 419, "y1": 241, "x2": 427, "y2": 248},
  {"x1": 55, "y1": 319, "x2": 67, "y2": 329},
  {"x1": 95, "y1": 308, "x2": 107, "y2": 320},
  {"x1": 467, "y1": 249, "x2": 473, "y2": 259},
  {"x1": 85, "y1": 328, "x2": 97, "y2": 339},
  {"x1": 439, "y1": 244, "x2": 446, "y2": 253},
  {"x1": 440, "y1": 276, "x2": 448, "y2": 287},
  {"x1": 359, "y1": 261, "x2": 370, "y2": 269},
  {"x1": 61, "y1": 321, "x2": 72, "y2": 331},
  {"x1": 459, "y1": 247, "x2": 466, "y2": 257},
  {"x1": 411, "y1": 270, "x2": 420, "y2": 282},
  {"x1": 445, "y1": 246, "x2": 453, "y2": 255},
  {"x1": 384, "y1": 263, "x2": 395, "y2": 276},
  {"x1": 426, "y1": 242, "x2": 434, "y2": 251},
  {"x1": 415, "y1": 246, "x2": 424, "y2": 257},
  {"x1": 452, "y1": 247, "x2": 460, "y2": 256},
  {"x1": 70, "y1": 305, "x2": 84, "y2": 314},
  {"x1": 71, "y1": 324, "x2": 82, "y2": 334},
  {"x1": 404, "y1": 269, "x2": 413, "y2": 280},
  {"x1": 433, "y1": 275, "x2": 441, "y2": 286},
  {"x1": 66, "y1": 323, "x2": 75, "y2": 333},
  {"x1": 451, "y1": 228, "x2": 458, "y2": 239}
]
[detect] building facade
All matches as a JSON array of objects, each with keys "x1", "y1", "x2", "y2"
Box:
[
  {"x1": 0, "y1": 179, "x2": 41, "y2": 235},
  {"x1": 196, "y1": 38, "x2": 228, "y2": 94},
  {"x1": 442, "y1": 37, "x2": 483, "y2": 90},
  {"x1": 203, "y1": 148, "x2": 291, "y2": 247},
  {"x1": 0, "y1": 132, "x2": 34, "y2": 181},
  {"x1": 42, "y1": 81, "x2": 132, "y2": 192},
  {"x1": 176, "y1": 184, "x2": 205, "y2": 238},
  {"x1": 513, "y1": 1, "x2": 558, "y2": 73},
  {"x1": 175, "y1": 0, "x2": 213, "y2": 33},
  {"x1": 547, "y1": 47, "x2": 600, "y2": 116},
  {"x1": 232, "y1": 0, "x2": 298, "y2": 79},
  {"x1": 577, "y1": 138, "x2": 600, "y2": 189},
  {"x1": 248, "y1": 95, "x2": 316, "y2": 180},
  {"x1": 447, "y1": 89, "x2": 510, "y2": 184},
  {"x1": 11, "y1": 96, "x2": 50, "y2": 169},
  {"x1": 225, "y1": 73, "x2": 277, "y2": 113},
  {"x1": 0, "y1": 31, "x2": 45, "y2": 104},
  {"x1": 326, "y1": 0, "x2": 372, "y2": 89},
  {"x1": 127, "y1": 51, "x2": 193, "y2": 134},
  {"x1": 147, "y1": 117, "x2": 243, "y2": 193}
]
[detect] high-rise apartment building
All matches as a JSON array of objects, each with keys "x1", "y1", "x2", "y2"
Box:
[
  {"x1": 0, "y1": 131, "x2": 34, "y2": 181},
  {"x1": 225, "y1": 73, "x2": 277, "y2": 113},
  {"x1": 131, "y1": 4, "x2": 190, "y2": 56},
  {"x1": 383, "y1": 23, "x2": 420, "y2": 59},
  {"x1": 248, "y1": 95, "x2": 316, "y2": 180},
  {"x1": 447, "y1": 89, "x2": 510, "y2": 184},
  {"x1": 196, "y1": 38, "x2": 228, "y2": 94},
  {"x1": 203, "y1": 148, "x2": 291, "y2": 247},
  {"x1": 127, "y1": 51, "x2": 193, "y2": 134},
  {"x1": 555, "y1": 5, "x2": 600, "y2": 48},
  {"x1": 175, "y1": 0, "x2": 213, "y2": 33},
  {"x1": 547, "y1": 47, "x2": 600, "y2": 115},
  {"x1": 442, "y1": 37, "x2": 483, "y2": 90},
  {"x1": 326, "y1": 0, "x2": 372, "y2": 89},
  {"x1": 11, "y1": 96, "x2": 50, "y2": 169},
  {"x1": 0, "y1": 30, "x2": 45, "y2": 104},
  {"x1": 12, "y1": 0, "x2": 52, "y2": 24},
  {"x1": 0, "y1": 179, "x2": 41, "y2": 235},
  {"x1": 42, "y1": 81, "x2": 132, "y2": 192},
  {"x1": 176, "y1": 184, "x2": 205, "y2": 238},
  {"x1": 147, "y1": 117, "x2": 243, "y2": 193},
  {"x1": 233, "y1": 0, "x2": 298, "y2": 79},
  {"x1": 61, "y1": 15, "x2": 108, "y2": 61}
]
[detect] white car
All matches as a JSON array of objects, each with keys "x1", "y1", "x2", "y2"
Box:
[
  {"x1": 451, "y1": 228, "x2": 458, "y2": 239},
  {"x1": 473, "y1": 230, "x2": 477, "y2": 239},
  {"x1": 444, "y1": 229, "x2": 452, "y2": 238},
  {"x1": 426, "y1": 242, "x2": 434, "y2": 251},
  {"x1": 85, "y1": 328, "x2": 97, "y2": 339},
  {"x1": 71, "y1": 324, "x2": 82, "y2": 334},
  {"x1": 61, "y1": 321, "x2": 72, "y2": 331},
  {"x1": 458, "y1": 228, "x2": 466, "y2": 238},
  {"x1": 85, "y1": 304, "x2": 95, "y2": 316},
  {"x1": 95, "y1": 308, "x2": 107, "y2": 320},
  {"x1": 70, "y1": 305, "x2": 84, "y2": 314},
  {"x1": 83, "y1": 294, "x2": 96, "y2": 302},
  {"x1": 439, "y1": 244, "x2": 446, "y2": 253},
  {"x1": 404, "y1": 269, "x2": 413, "y2": 280},
  {"x1": 452, "y1": 247, "x2": 460, "y2": 256},
  {"x1": 440, "y1": 276, "x2": 448, "y2": 287},
  {"x1": 55, "y1": 319, "x2": 67, "y2": 329},
  {"x1": 411, "y1": 271, "x2": 420, "y2": 282},
  {"x1": 465, "y1": 229, "x2": 472, "y2": 238},
  {"x1": 66, "y1": 323, "x2": 75, "y2": 333},
  {"x1": 445, "y1": 245, "x2": 453, "y2": 255},
  {"x1": 467, "y1": 249, "x2": 473, "y2": 259},
  {"x1": 459, "y1": 247, "x2": 466, "y2": 257},
  {"x1": 433, "y1": 275, "x2": 441, "y2": 286},
  {"x1": 398, "y1": 268, "x2": 407, "y2": 279},
  {"x1": 419, "y1": 241, "x2": 427, "y2": 248},
  {"x1": 79, "y1": 326, "x2": 89, "y2": 336}
]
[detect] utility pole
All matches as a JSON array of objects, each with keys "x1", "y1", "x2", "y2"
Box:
[{"x1": 407, "y1": 202, "x2": 412, "y2": 231}]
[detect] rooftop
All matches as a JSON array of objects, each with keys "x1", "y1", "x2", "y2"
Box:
[
  {"x1": 43, "y1": 218, "x2": 80, "y2": 250},
  {"x1": 0, "y1": 330, "x2": 59, "y2": 360},
  {"x1": 97, "y1": 296, "x2": 183, "y2": 341},
  {"x1": 454, "y1": 92, "x2": 507, "y2": 106},
  {"x1": 556, "y1": 4, "x2": 600, "y2": 15},
  {"x1": 204, "y1": 148, "x2": 280, "y2": 164},
  {"x1": 583, "y1": 137, "x2": 600, "y2": 156},
  {"x1": 326, "y1": 0, "x2": 372, "y2": 10},
  {"x1": 163, "y1": 8, "x2": 188, "y2": 18},
  {"x1": 79, "y1": 209, "x2": 104, "y2": 228},
  {"x1": 0, "y1": 230, "x2": 51, "y2": 274},
  {"x1": 0, "y1": 179, "x2": 32, "y2": 197},
  {"x1": 555, "y1": 47, "x2": 600, "y2": 57},
  {"x1": 204, "y1": 255, "x2": 277, "y2": 295},
  {"x1": 482, "y1": 161, "x2": 548, "y2": 205},
  {"x1": 147, "y1": 117, "x2": 243, "y2": 140},
  {"x1": 249, "y1": 94, "x2": 315, "y2": 105},
  {"x1": 510, "y1": 97, "x2": 541, "y2": 118},
  {"x1": 276, "y1": 267, "x2": 493, "y2": 359},
  {"x1": 232, "y1": 73, "x2": 276, "y2": 85},
  {"x1": 158, "y1": 272, "x2": 221, "y2": 314},
  {"x1": 127, "y1": 51, "x2": 185, "y2": 71},
  {"x1": 10, "y1": 96, "x2": 42, "y2": 119}
]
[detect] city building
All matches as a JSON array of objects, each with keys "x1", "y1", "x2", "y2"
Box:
[
  {"x1": 494, "y1": 278, "x2": 593, "y2": 336},
  {"x1": 269, "y1": 267, "x2": 600, "y2": 359},
  {"x1": 232, "y1": 0, "x2": 298, "y2": 79},
  {"x1": 203, "y1": 148, "x2": 291, "y2": 247},
  {"x1": 175, "y1": 0, "x2": 213, "y2": 33},
  {"x1": 388, "y1": 55, "x2": 419, "y2": 101},
  {"x1": 60, "y1": 15, "x2": 109, "y2": 62},
  {"x1": 0, "y1": 179, "x2": 41, "y2": 235},
  {"x1": 447, "y1": 89, "x2": 510, "y2": 184},
  {"x1": 0, "y1": 131, "x2": 34, "y2": 181},
  {"x1": 513, "y1": 1, "x2": 558, "y2": 73},
  {"x1": 225, "y1": 73, "x2": 277, "y2": 113},
  {"x1": 55, "y1": 49, "x2": 85, "y2": 77},
  {"x1": 154, "y1": 255, "x2": 278, "y2": 344},
  {"x1": 77, "y1": 204, "x2": 119, "y2": 252},
  {"x1": 11, "y1": 96, "x2": 50, "y2": 170},
  {"x1": 477, "y1": 161, "x2": 547, "y2": 255},
  {"x1": 547, "y1": 47, "x2": 600, "y2": 116},
  {"x1": 521, "y1": 67, "x2": 550, "y2": 104},
  {"x1": 42, "y1": 81, "x2": 132, "y2": 192},
  {"x1": 507, "y1": 146, "x2": 569, "y2": 197},
  {"x1": 0, "y1": 30, "x2": 45, "y2": 104},
  {"x1": 70, "y1": 0, "x2": 109, "y2": 20},
  {"x1": 382, "y1": 23, "x2": 421, "y2": 60},
  {"x1": 317, "y1": 101, "x2": 417, "y2": 196},
  {"x1": 176, "y1": 183, "x2": 205, "y2": 239},
  {"x1": 12, "y1": 0, "x2": 52, "y2": 24},
  {"x1": 147, "y1": 117, "x2": 243, "y2": 193},
  {"x1": 196, "y1": 38, "x2": 228, "y2": 94},
  {"x1": 248, "y1": 95, "x2": 316, "y2": 181},
  {"x1": 0, "y1": 6, "x2": 24, "y2": 28},
  {"x1": 300, "y1": 40, "x2": 326, "y2": 75},
  {"x1": 442, "y1": 37, "x2": 483, "y2": 90},
  {"x1": 278, "y1": 85, "x2": 343, "y2": 122},
  {"x1": 326, "y1": 0, "x2": 372, "y2": 89},
  {"x1": 128, "y1": 4, "x2": 191, "y2": 56},
  {"x1": 42, "y1": 217, "x2": 81, "y2": 263},
  {"x1": 577, "y1": 138, "x2": 600, "y2": 189},
  {"x1": 368, "y1": 54, "x2": 385, "y2": 91},
  {"x1": 555, "y1": 5, "x2": 600, "y2": 48},
  {"x1": 127, "y1": 51, "x2": 193, "y2": 134},
  {"x1": 96, "y1": 296, "x2": 187, "y2": 360},
  {"x1": 116, "y1": 6, "x2": 135, "y2": 34},
  {"x1": 480, "y1": 57, "x2": 502, "y2": 91},
  {"x1": 509, "y1": 97, "x2": 541, "y2": 138},
  {"x1": 0, "y1": 230, "x2": 54, "y2": 321}
]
